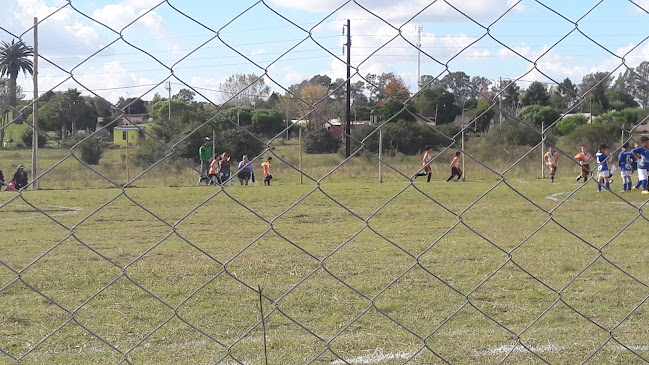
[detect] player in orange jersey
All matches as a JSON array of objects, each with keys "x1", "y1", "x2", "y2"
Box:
[
  {"x1": 415, "y1": 145, "x2": 433, "y2": 182},
  {"x1": 544, "y1": 146, "x2": 559, "y2": 183},
  {"x1": 446, "y1": 151, "x2": 462, "y2": 182},
  {"x1": 261, "y1": 156, "x2": 273, "y2": 186},
  {"x1": 574, "y1": 145, "x2": 593, "y2": 182}
]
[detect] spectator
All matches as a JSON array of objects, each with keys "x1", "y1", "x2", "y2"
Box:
[
  {"x1": 209, "y1": 154, "x2": 221, "y2": 185},
  {"x1": 13, "y1": 165, "x2": 28, "y2": 190},
  {"x1": 0, "y1": 169, "x2": 4, "y2": 188},
  {"x1": 197, "y1": 137, "x2": 212, "y2": 186},
  {"x1": 237, "y1": 155, "x2": 253, "y2": 186},
  {"x1": 220, "y1": 153, "x2": 231, "y2": 185}
]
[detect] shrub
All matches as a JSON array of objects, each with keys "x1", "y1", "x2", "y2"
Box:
[
  {"x1": 217, "y1": 128, "x2": 266, "y2": 161},
  {"x1": 556, "y1": 115, "x2": 588, "y2": 135},
  {"x1": 569, "y1": 122, "x2": 620, "y2": 151},
  {"x1": 21, "y1": 129, "x2": 47, "y2": 148},
  {"x1": 133, "y1": 138, "x2": 173, "y2": 166},
  {"x1": 351, "y1": 121, "x2": 459, "y2": 155},
  {"x1": 77, "y1": 136, "x2": 106, "y2": 165},
  {"x1": 303, "y1": 128, "x2": 343, "y2": 154},
  {"x1": 483, "y1": 121, "x2": 554, "y2": 146}
]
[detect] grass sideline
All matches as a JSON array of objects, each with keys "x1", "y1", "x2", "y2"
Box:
[{"x1": 2, "y1": 171, "x2": 649, "y2": 363}]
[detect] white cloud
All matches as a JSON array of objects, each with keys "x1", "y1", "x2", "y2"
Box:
[
  {"x1": 188, "y1": 76, "x2": 227, "y2": 104},
  {"x1": 269, "y1": 0, "x2": 524, "y2": 21},
  {"x1": 3, "y1": 0, "x2": 100, "y2": 53},
  {"x1": 91, "y1": 1, "x2": 184, "y2": 54}
]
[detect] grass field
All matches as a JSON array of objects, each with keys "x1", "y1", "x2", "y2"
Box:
[{"x1": 2, "y1": 143, "x2": 649, "y2": 364}]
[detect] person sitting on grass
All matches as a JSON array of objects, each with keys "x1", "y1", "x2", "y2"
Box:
[
  {"x1": 261, "y1": 156, "x2": 273, "y2": 186},
  {"x1": 237, "y1": 155, "x2": 253, "y2": 186},
  {"x1": 12, "y1": 165, "x2": 28, "y2": 190},
  {"x1": 415, "y1": 145, "x2": 433, "y2": 182}
]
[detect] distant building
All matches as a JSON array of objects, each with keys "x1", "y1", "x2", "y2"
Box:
[
  {"x1": 113, "y1": 113, "x2": 151, "y2": 126},
  {"x1": 324, "y1": 119, "x2": 372, "y2": 138},
  {"x1": 560, "y1": 112, "x2": 593, "y2": 124},
  {"x1": 113, "y1": 125, "x2": 146, "y2": 147}
]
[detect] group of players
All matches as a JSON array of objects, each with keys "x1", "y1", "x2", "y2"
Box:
[{"x1": 543, "y1": 136, "x2": 649, "y2": 193}]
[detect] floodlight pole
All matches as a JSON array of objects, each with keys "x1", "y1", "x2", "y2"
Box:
[{"x1": 32, "y1": 17, "x2": 40, "y2": 190}]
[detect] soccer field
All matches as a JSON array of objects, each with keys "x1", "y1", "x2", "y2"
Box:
[{"x1": 2, "y1": 176, "x2": 649, "y2": 364}]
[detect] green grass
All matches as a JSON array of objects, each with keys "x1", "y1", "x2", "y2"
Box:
[{"x1": 1, "y1": 145, "x2": 649, "y2": 364}]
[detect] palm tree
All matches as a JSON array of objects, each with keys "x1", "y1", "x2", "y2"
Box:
[{"x1": 0, "y1": 39, "x2": 34, "y2": 109}]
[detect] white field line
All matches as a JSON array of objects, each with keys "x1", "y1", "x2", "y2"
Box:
[
  {"x1": 1, "y1": 205, "x2": 81, "y2": 221},
  {"x1": 473, "y1": 344, "x2": 565, "y2": 356},
  {"x1": 331, "y1": 350, "x2": 415, "y2": 364},
  {"x1": 546, "y1": 192, "x2": 568, "y2": 202}
]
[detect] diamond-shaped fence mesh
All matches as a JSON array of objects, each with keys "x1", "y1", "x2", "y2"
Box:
[{"x1": 3, "y1": 0, "x2": 649, "y2": 363}]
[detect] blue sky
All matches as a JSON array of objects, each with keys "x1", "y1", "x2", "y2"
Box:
[{"x1": 2, "y1": 0, "x2": 649, "y2": 104}]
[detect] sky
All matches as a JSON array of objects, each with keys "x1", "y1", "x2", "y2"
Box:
[{"x1": 2, "y1": 0, "x2": 649, "y2": 105}]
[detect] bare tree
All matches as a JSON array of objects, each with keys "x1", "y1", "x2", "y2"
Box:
[{"x1": 218, "y1": 73, "x2": 271, "y2": 107}]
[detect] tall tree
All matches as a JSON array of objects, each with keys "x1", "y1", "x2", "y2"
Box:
[
  {"x1": 0, "y1": 78, "x2": 25, "y2": 147},
  {"x1": 298, "y1": 84, "x2": 329, "y2": 128},
  {"x1": 219, "y1": 73, "x2": 271, "y2": 107},
  {"x1": 0, "y1": 39, "x2": 33, "y2": 109},
  {"x1": 173, "y1": 88, "x2": 196, "y2": 104},
  {"x1": 365, "y1": 72, "x2": 397, "y2": 104},
  {"x1": 438, "y1": 71, "x2": 472, "y2": 104},
  {"x1": 384, "y1": 75, "x2": 411, "y2": 102},
  {"x1": 615, "y1": 62, "x2": 649, "y2": 108},
  {"x1": 412, "y1": 88, "x2": 458, "y2": 124},
  {"x1": 60, "y1": 89, "x2": 86, "y2": 136},
  {"x1": 579, "y1": 72, "x2": 612, "y2": 111},
  {"x1": 471, "y1": 76, "x2": 492, "y2": 99},
  {"x1": 521, "y1": 81, "x2": 550, "y2": 106}
]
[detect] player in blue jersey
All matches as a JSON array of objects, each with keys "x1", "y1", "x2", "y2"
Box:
[
  {"x1": 632, "y1": 136, "x2": 649, "y2": 194},
  {"x1": 595, "y1": 144, "x2": 611, "y2": 192},
  {"x1": 618, "y1": 142, "x2": 636, "y2": 192}
]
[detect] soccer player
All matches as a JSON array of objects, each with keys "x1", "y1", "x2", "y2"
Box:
[
  {"x1": 632, "y1": 136, "x2": 649, "y2": 194},
  {"x1": 415, "y1": 145, "x2": 433, "y2": 182},
  {"x1": 595, "y1": 144, "x2": 611, "y2": 192},
  {"x1": 261, "y1": 156, "x2": 273, "y2": 186},
  {"x1": 618, "y1": 142, "x2": 635, "y2": 192},
  {"x1": 543, "y1": 146, "x2": 559, "y2": 183},
  {"x1": 446, "y1": 151, "x2": 462, "y2": 182},
  {"x1": 575, "y1": 146, "x2": 593, "y2": 182}
]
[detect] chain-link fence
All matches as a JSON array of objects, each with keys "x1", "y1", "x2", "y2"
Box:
[{"x1": 3, "y1": 0, "x2": 649, "y2": 363}]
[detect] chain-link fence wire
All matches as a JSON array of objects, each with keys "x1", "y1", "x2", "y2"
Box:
[{"x1": 3, "y1": 0, "x2": 649, "y2": 363}]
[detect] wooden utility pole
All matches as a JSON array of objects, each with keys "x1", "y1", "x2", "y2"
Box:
[
  {"x1": 541, "y1": 121, "x2": 545, "y2": 179},
  {"x1": 299, "y1": 128, "x2": 303, "y2": 184},
  {"x1": 379, "y1": 127, "x2": 383, "y2": 183},
  {"x1": 345, "y1": 19, "x2": 351, "y2": 158},
  {"x1": 32, "y1": 17, "x2": 40, "y2": 190}
]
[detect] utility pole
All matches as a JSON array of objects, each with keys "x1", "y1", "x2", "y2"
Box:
[
  {"x1": 32, "y1": 17, "x2": 40, "y2": 190},
  {"x1": 416, "y1": 25, "x2": 422, "y2": 91},
  {"x1": 165, "y1": 81, "x2": 171, "y2": 119},
  {"x1": 499, "y1": 77, "x2": 503, "y2": 126},
  {"x1": 345, "y1": 19, "x2": 351, "y2": 158}
]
